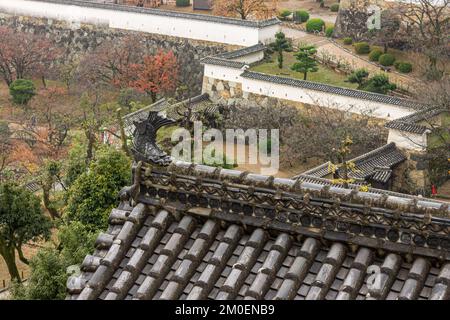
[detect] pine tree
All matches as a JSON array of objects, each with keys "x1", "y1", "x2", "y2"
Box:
[
  {"x1": 291, "y1": 45, "x2": 318, "y2": 80},
  {"x1": 270, "y1": 32, "x2": 292, "y2": 69}
]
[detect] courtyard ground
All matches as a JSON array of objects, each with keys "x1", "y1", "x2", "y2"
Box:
[
  {"x1": 0, "y1": 244, "x2": 41, "y2": 290},
  {"x1": 251, "y1": 51, "x2": 358, "y2": 89}
]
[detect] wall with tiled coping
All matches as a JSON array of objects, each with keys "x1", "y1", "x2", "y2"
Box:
[
  {"x1": 0, "y1": 0, "x2": 281, "y2": 46},
  {"x1": 202, "y1": 63, "x2": 417, "y2": 121}
]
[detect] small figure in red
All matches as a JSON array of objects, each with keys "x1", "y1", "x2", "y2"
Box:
[{"x1": 431, "y1": 185, "x2": 437, "y2": 196}]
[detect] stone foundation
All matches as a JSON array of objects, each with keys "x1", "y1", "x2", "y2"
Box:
[
  {"x1": 0, "y1": 14, "x2": 234, "y2": 96},
  {"x1": 392, "y1": 151, "x2": 431, "y2": 196}
]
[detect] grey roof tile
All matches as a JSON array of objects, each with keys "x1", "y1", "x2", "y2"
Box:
[
  {"x1": 385, "y1": 107, "x2": 446, "y2": 134},
  {"x1": 81, "y1": 255, "x2": 102, "y2": 272},
  {"x1": 95, "y1": 233, "x2": 114, "y2": 250},
  {"x1": 296, "y1": 143, "x2": 406, "y2": 184},
  {"x1": 108, "y1": 208, "x2": 129, "y2": 225},
  {"x1": 216, "y1": 44, "x2": 266, "y2": 60},
  {"x1": 71, "y1": 160, "x2": 450, "y2": 301},
  {"x1": 200, "y1": 57, "x2": 247, "y2": 69}
]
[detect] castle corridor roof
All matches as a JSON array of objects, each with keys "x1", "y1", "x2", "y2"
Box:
[
  {"x1": 385, "y1": 107, "x2": 447, "y2": 134},
  {"x1": 295, "y1": 143, "x2": 406, "y2": 185}
]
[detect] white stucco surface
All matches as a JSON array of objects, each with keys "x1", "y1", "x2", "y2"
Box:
[{"x1": 0, "y1": 0, "x2": 279, "y2": 46}]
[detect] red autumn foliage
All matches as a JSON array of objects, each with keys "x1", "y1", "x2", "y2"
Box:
[
  {"x1": 128, "y1": 50, "x2": 178, "y2": 101},
  {"x1": 79, "y1": 35, "x2": 145, "y2": 89},
  {"x1": 0, "y1": 27, "x2": 62, "y2": 86},
  {"x1": 80, "y1": 37, "x2": 178, "y2": 101}
]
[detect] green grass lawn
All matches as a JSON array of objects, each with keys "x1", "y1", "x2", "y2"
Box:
[{"x1": 251, "y1": 52, "x2": 358, "y2": 89}]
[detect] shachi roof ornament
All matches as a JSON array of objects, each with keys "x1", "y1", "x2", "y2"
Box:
[{"x1": 130, "y1": 111, "x2": 176, "y2": 166}]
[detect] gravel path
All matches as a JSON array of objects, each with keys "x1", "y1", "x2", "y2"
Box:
[{"x1": 281, "y1": 26, "x2": 418, "y2": 91}]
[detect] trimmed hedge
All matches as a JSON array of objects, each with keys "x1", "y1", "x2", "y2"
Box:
[
  {"x1": 296, "y1": 10, "x2": 310, "y2": 23},
  {"x1": 325, "y1": 26, "x2": 334, "y2": 37},
  {"x1": 369, "y1": 49, "x2": 382, "y2": 62},
  {"x1": 378, "y1": 53, "x2": 396, "y2": 66},
  {"x1": 306, "y1": 18, "x2": 325, "y2": 32},
  {"x1": 279, "y1": 9, "x2": 292, "y2": 20},
  {"x1": 176, "y1": 0, "x2": 190, "y2": 7},
  {"x1": 395, "y1": 61, "x2": 413, "y2": 73},
  {"x1": 343, "y1": 37, "x2": 353, "y2": 45},
  {"x1": 330, "y1": 4, "x2": 339, "y2": 12},
  {"x1": 9, "y1": 79, "x2": 36, "y2": 105},
  {"x1": 354, "y1": 42, "x2": 370, "y2": 54}
]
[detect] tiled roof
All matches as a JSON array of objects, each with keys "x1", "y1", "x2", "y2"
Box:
[
  {"x1": 371, "y1": 168, "x2": 393, "y2": 184},
  {"x1": 122, "y1": 94, "x2": 217, "y2": 136},
  {"x1": 295, "y1": 143, "x2": 406, "y2": 184},
  {"x1": 385, "y1": 107, "x2": 447, "y2": 134},
  {"x1": 31, "y1": 0, "x2": 281, "y2": 28},
  {"x1": 241, "y1": 71, "x2": 429, "y2": 110},
  {"x1": 301, "y1": 162, "x2": 332, "y2": 178},
  {"x1": 123, "y1": 93, "x2": 218, "y2": 135},
  {"x1": 123, "y1": 99, "x2": 169, "y2": 133},
  {"x1": 294, "y1": 174, "x2": 426, "y2": 200},
  {"x1": 216, "y1": 43, "x2": 266, "y2": 60},
  {"x1": 200, "y1": 57, "x2": 248, "y2": 69},
  {"x1": 344, "y1": 143, "x2": 406, "y2": 181},
  {"x1": 24, "y1": 181, "x2": 41, "y2": 193},
  {"x1": 68, "y1": 161, "x2": 450, "y2": 300}
]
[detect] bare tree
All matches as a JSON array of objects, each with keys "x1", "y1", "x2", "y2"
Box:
[
  {"x1": 221, "y1": 100, "x2": 386, "y2": 169},
  {"x1": 396, "y1": 0, "x2": 450, "y2": 79},
  {"x1": 213, "y1": 0, "x2": 278, "y2": 20}
]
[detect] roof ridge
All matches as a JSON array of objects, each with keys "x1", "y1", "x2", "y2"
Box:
[
  {"x1": 215, "y1": 43, "x2": 266, "y2": 59},
  {"x1": 135, "y1": 161, "x2": 450, "y2": 261},
  {"x1": 200, "y1": 56, "x2": 248, "y2": 69},
  {"x1": 163, "y1": 160, "x2": 449, "y2": 215},
  {"x1": 348, "y1": 143, "x2": 398, "y2": 165},
  {"x1": 385, "y1": 107, "x2": 446, "y2": 134}
]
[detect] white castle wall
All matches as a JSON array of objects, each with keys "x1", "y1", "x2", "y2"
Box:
[
  {"x1": 387, "y1": 129, "x2": 428, "y2": 152},
  {"x1": 230, "y1": 51, "x2": 265, "y2": 64},
  {"x1": 203, "y1": 64, "x2": 415, "y2": 121},
  {"x1": 203, "y1": 64, "x2": 246, "y2": 83},
  {"x1": 0, "y1": 0, "x2": 280, "y2": 46},
  {"x1": 242, "y1": 78, "x2": 413, "y2": 120}
]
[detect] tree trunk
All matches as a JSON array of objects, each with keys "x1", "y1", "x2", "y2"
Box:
[
  {"x1": 303, "y1": 72, "x2": 307, "y2": 80},
  {"x1": 342, "y1": 160, "x2": 349, "y2": 188},
  {"x1": 0, "y1": 245, "x2": 20, "y2": 281},
  {"x1": 42, "y1": 182, "x2": 60, "y2": 220},
  {"x1": 383, "y1": 43, "x2": 388, "y2": 54},
  {"x1": 41, "y1": 75, "x2": 47, "y2": 89},
  {"x1": 86, "y1": 130, "x2": 95, "y2": 165},
  {"x1": 150, "y1": 91, "x2": 157, "y2": 103},
  {"x1": 278, "y1": 50, "x2": 283, "y2": 69},
  {"x1": 116, "y1": 108, "x2": 131, "y2": 157}
]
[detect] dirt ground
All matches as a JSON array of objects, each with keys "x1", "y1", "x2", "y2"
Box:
[{"x1": 0, "y1": 244, "x2": 41, "y2": 290}]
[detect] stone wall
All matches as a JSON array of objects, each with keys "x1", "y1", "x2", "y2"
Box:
[
  {"x1": 392, "y1": 150, "x2": 430, "y2": 196},
  {"x1": 0, "y1": 14, "x2": 234, "y2": 96},
  {"x1": 333, "y1": 0, "x2": 392, "y2": 40}
]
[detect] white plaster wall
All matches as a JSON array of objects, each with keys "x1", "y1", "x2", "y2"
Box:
[
  {"x1": 203, "y1": 64, "x2": 245, "y2": 83},
  {"x1": 0, "y1": 0, "x2": 277, "y2": 46},
  {"x1": 231, "y1": 51, "x2": 264, "y2": 64},
  {"x1": 387, "y1": 129, "x2": 427, "y2": 151},
  {"x1": 202, "y1": 63, "x2": 416, "y2": 120},
  {"x1": 258, "y1": 24, "x2": 280, "y2": 44},
  {"x1": 242, "y1": 78, "x2": 414, "y2": 120}
]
